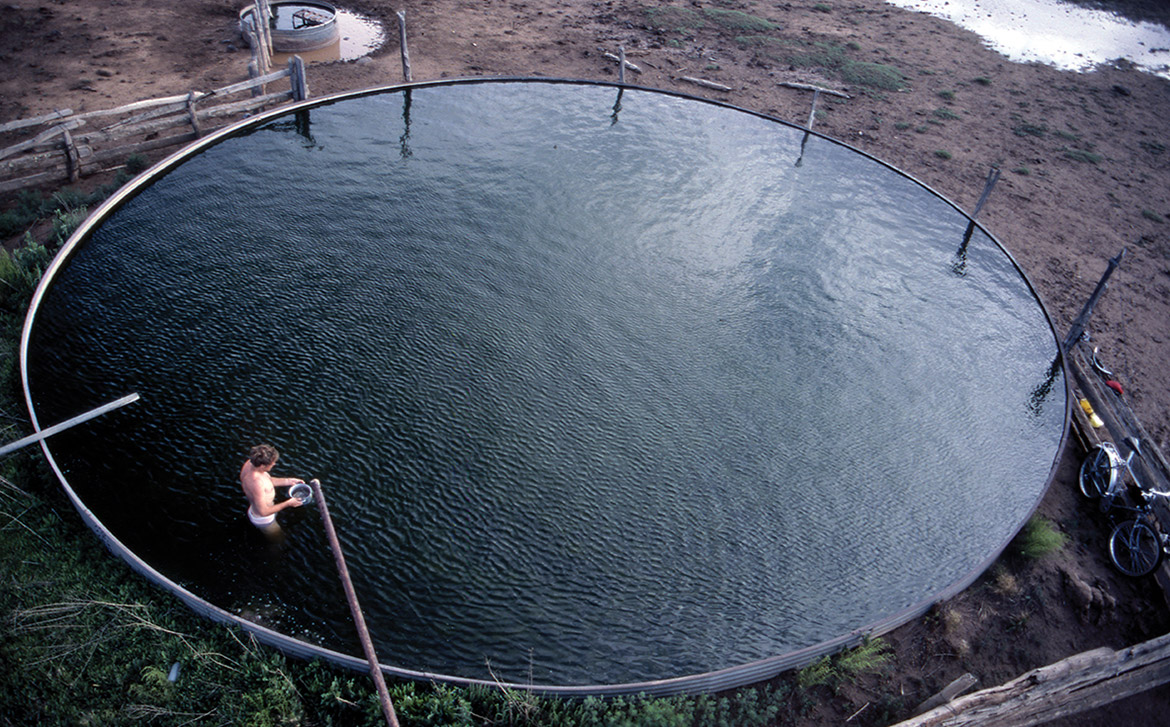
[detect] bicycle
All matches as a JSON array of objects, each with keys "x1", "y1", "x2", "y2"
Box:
[
  {"x1": 1108, "y1": 493, "x2": 1170, "y2": 577},
  {"x1": 1078, "y1": 436, "x2": 1141, "y2": 511},
  {"x1": 1078, "y1": 436, "x2": 1170, "y2": 576}
]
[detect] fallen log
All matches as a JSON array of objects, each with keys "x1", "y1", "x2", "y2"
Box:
[{"x1": 893, "y1": 632, "x2": 1170, "y2": 727}]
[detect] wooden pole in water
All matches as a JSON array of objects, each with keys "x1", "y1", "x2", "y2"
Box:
[
  {"x1": 0, "y1": 393, "x2": 140, "y2": 458},
  {"x1": 309, "y1": 479, "x2": 400, "y2": 727}
]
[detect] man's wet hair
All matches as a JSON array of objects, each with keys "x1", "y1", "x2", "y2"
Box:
[{"x1": 249, "y1": 444, "x2": 279, "y2": 467}]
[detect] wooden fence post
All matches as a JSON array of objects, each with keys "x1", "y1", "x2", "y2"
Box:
[
  {"x1": 61, "y1": 128, "x2": 80, "y2": 182},
  {"x1": 186, "y1": 91, "x2": 202, "y2": 137},
  {"x1": 397, "y1": 10, "x2": 412, "y2": 82},
  {"x1": 289, "y1": 56, "x2": 308, "y2": 101}
]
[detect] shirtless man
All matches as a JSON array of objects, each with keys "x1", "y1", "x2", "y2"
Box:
[{"x1": 240, "y1": 444, "x2": 304, "y2": 528}]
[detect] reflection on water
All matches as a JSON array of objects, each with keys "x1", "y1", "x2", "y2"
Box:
[{"x1": 886, "y1": 0, "x2": 1170, "y2": 78}]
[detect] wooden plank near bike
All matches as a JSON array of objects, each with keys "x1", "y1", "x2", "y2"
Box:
[{"x1": 892, "y1": 632, "x2": 1170, "y2": 727}]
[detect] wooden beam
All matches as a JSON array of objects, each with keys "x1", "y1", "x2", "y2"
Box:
[
  {"x1": 0, "y1": 108, "x2": 73, "y2": 134},
  {"x1": 778, "y1": 81, "x2": 851, "y2": 98},
  {"x1": 681, "y1": 76, "x2": 731, "y2": 91},
  {"x1": 893, "y1": 633, "x2": 1170, "y2": 727}
]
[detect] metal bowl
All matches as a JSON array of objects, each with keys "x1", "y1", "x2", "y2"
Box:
[{"x1": 289, "y1": 482, "x2": 313, "y2": 504}]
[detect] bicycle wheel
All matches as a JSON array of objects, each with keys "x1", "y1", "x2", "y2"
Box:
[
  {"x1": 1079, "y1": 445, "x2": 1115, "y2": 499},
  {"x1": 1108, "y1": 519, "x2": 1164, "y2": 577}
]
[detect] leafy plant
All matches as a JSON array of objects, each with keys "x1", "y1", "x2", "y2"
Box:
[
  {"x1": 796, "y1": 638, "x2": 891, "y2": 691},
  {"x1": 934, "y1": 149, "x2": 953, "y2": 159},
  {"x1": 1141, "y1": 209, "x2": 1164, "y2": 223},
  {"x1": 937, "y1": 89, "x2": 955, "y2": 101},
  {"x1": 933, "y1": 107, "x2": 959, "y2": 120}
]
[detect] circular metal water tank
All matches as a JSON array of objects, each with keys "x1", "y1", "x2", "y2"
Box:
[{"x1": 240, "y1": 1, "x2": 340, "y2": 53}]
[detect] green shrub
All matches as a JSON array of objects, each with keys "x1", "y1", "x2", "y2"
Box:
[
  {"x1": 645, "y1": 6, "x2": 705, "y2": 31},
  {"x1": 937, "y1": 89, "x2": 955, "y2": 101},
  {"x1": 796, "y1": 638, "x2": 891, "y2": 691},
  {"x1": 1141, "y1": 209, "x2": 1165, "y2": 223},
  {"x1": 934, "y1": 149, "x2": 952, "y2": 159},
  {"x1": 1014, "y1": 515, "x2": 1067, "y2": 558},
  {"x1": 126, "y1": 153, "x2": 150, "y2": 174},
  {"x1": 839, "y1": 61, "x2": 905, "y2": 90},
  {"x1": 1063, "y1": 148, "x2": 1102, "y2": 164},
  {"x1": 703, "y1": 7, "x2": 779, "y2": 31},
  {"x1": 1012, "y1": 121, "x2": 1047, "y2": 137},
  {"x1": 933, "y1": 107, "x2": 960, "y2": 120}
]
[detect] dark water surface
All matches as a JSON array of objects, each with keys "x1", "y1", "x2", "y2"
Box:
[{"x1": 26, "y1": 81, "x2": 1065, "y2": 687}]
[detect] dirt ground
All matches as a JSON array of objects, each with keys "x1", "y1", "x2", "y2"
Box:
[{"x1": 3, "y1": 1, "x2": 1170, "y2": 724}]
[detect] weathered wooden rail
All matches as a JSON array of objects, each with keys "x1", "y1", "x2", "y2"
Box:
[
  {"x1": 893, "y1": 632, "x2": 1170, "y2": 727},
  {"x1": 0, "y1": 57, "x2": 309, "y2": 196}
]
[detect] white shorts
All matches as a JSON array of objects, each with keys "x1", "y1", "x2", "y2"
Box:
[{"x1": 247, "y1": 507, "x2": 276, "y2": 527}]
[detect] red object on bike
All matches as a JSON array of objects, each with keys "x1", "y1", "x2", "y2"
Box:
[{"x1": 1106, "y1": 379, "x2": 1124, "y2": 396}]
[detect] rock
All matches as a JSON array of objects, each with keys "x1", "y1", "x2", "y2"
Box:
[
  {"x1": 1062, "y1": 568, "x2": 1117, "y2": 624},
  {"x1": 1063, "y1": 569, "x2": 1095, "y2": 618}
]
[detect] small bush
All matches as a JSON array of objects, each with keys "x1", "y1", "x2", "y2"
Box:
[
  {"x1": 796, "y1": 638, "x2": 890, "y2": 691},
  {"x1": 1141, "y1": 209, "x2": 1165, "y2": 224},
  {"x1": 837, "y1": 638, "x2": 891, "y2": 676},
  {"x1": 973, "y1": 76, "x2": 992, "y2": 86},
  {"x1": 894, "y1": 121, "x2": 911, "y2": 130},
  {"x1": 797, "y1": 656, "x2": 835, "y2": 689},
  {"x1": 1012, "y1": 121, "x2": 1047, "y2": 137},
  {"x1": 1015, "y1": 515, "x2": 1067, "y2": 559},
  {"x1": 938, "y1": 89, "x2": 955, "y2": 101},
  {"x1": 645, "y1": 6, "x2": 704, "y2": 31},
  {"x1": 840, "y1": 60, "x2": 905, "y2": 90},
  {"x1": 934, "y1": 149, "x2": 952, "y2": 159},
  {"x1": 126, "y1": 153, "x2": 150, "y2": 174},
  {"x1": 1063, "y1": 148, "x2": 1102, "y2": 164},
  {"x1": 1012, "y1": 166, "x2": 1030, "y2": 175},
  {"x1": 703, "y1": 7, "x2": 778, "y2": 31},
  {"x1": 933, "y1": 107, "x2": 960, "y2": 120},
  {"x1": 813, "y1": 3, "x2": 832, "y2": 12}
]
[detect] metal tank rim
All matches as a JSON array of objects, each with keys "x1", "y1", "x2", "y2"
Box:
[{"x1": 17, "y1": 76, "x2": 1072, "y2": 697}]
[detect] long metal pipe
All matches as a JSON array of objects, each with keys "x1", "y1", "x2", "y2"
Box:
[{"x1": 0, "y1": 392, "x2": 140, "y2": 458}]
